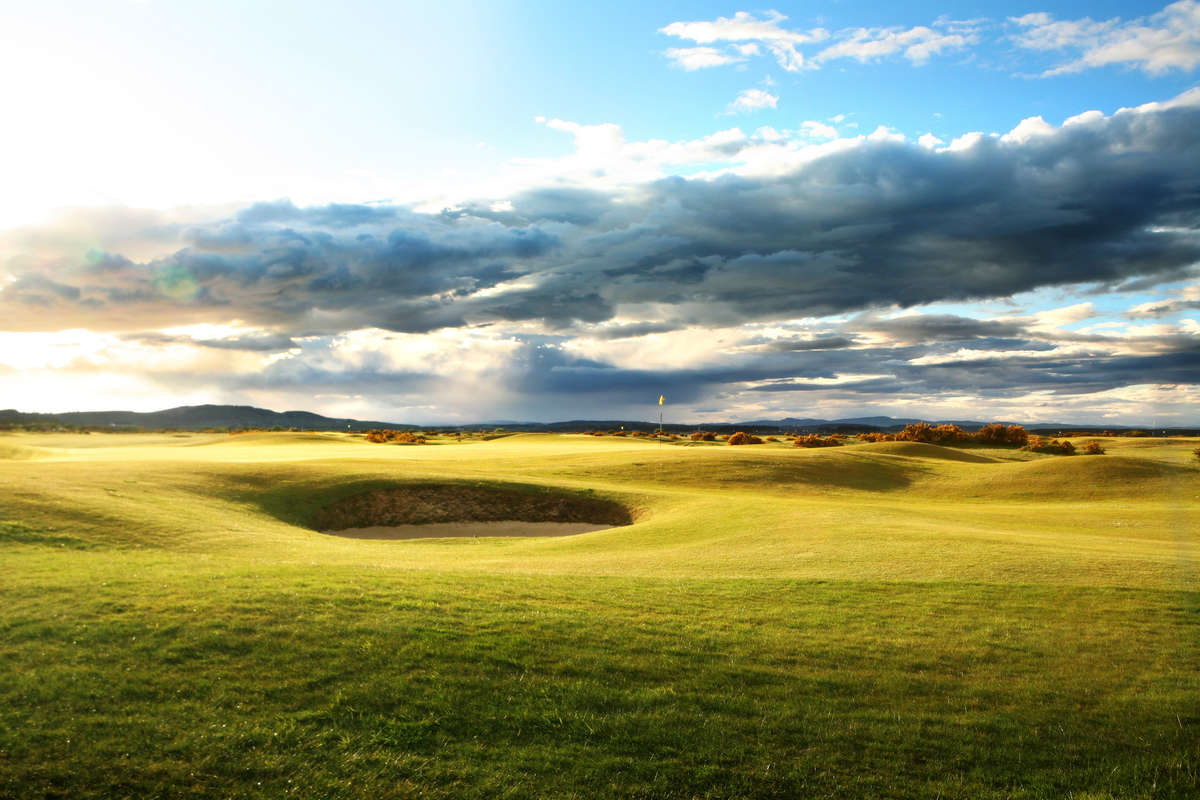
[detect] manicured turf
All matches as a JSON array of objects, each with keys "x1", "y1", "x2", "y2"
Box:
[{"x1": 1, "y1": 431, "x2": 1197, "y2": 798}]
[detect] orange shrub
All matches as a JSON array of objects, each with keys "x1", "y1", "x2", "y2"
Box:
[
  {"x1": 1081, "y1": 440, "x2": 1105, "y2": 455},
  {"x1": 727, "y1": 431, "x2": 763, "y2": 445},
  {"x1": 793, "y1": 434, "x2": 844, "y2": 448},
  {"x1": 690, "y1": 431, "x2": 715, "y2": 441},
  {"x1": 896, "y1": 422, "x2": 969, "y2": 445},
  {"x1": 975, "y1": 423, "x2": 1029, "y2": 447},
  {"x1": 1025, "y1": 435, "x2": 1075, "y2": 455}
]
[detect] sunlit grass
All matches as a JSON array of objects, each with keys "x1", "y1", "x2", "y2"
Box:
[{"x1": 1, "y1": 431, "x2": 1197, "y2": 798}]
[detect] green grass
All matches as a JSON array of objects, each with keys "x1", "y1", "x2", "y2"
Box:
[{"x1": 1, "y1": 431, "x2": 1198, "y2": 798}]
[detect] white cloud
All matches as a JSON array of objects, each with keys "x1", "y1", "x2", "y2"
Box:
[
  {"x1": 664, "y1": 46, "x2": 746, "y2": 70},
  {"x1": 800, "y1": 120, "x2": 838, "y2": 139},
  {"x1": 661, "y1": 11, "x2": 979, "y2": 73},
  {"x1": 918, "y1": 132, "x2": 944, "y2": 149},
  {"x1": 1011, "y1": 0, "x2": 1200, "y2": 75},
  {"x1": 1029, "y1": 302, "x2": 1097, "y2": 328},
  {"x1": 815, "y1": 25, "x2": 974, "y2": 65},
  {"x1": 1000, "y1": 115, "x2": 1056, "y2": 144},
  {"x1": 726, "y1": 88, "x2": 779, "y2": 114},
  {"x1": 866, "y1": 125, "x2": 905, "y2": 143},
  {"x1": 660, "y1": 10, "x2": 828, "y2": 72},
  {"x1": 1063, "y1": 109, "x2": 1105, "y2": 126}
]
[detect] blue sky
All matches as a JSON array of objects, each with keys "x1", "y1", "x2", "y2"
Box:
[{"x1": 1, "y1": 2, "x2": 1199, "y2": 424}]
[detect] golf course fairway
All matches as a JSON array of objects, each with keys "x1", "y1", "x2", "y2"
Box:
[{"x1": 2, "y1": 431, "x2": 1197, "y2": 798}]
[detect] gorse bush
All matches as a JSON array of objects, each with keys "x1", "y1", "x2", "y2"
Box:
[
  {"x1": 1081, "y1": 440, "x2": 1106, "y2": 455},
  {"x1": 974, "y1": 423, "x2": 1029, "y2": 447},
  {"x1": 727, "y1": 431, "x2": 763, "y2": 445},
  {"x1": 364, "y1": 429, "x2": 426, "y2": 445},
  {"x1": 690, "y1": 431, "x2": 716, "y2": 441},
  {"x1": 857, "y1": 423, "x2": 1030, "y2": 447},
  {"x1": 1025, "y1": 436, "x2": 1075, "y2": 455},
  {"x1": 793, "y1": 434, "x2": 844, "y2": 448},
  {"x1": 894, "y1": 423, "x2": 969, "y2": 445}
]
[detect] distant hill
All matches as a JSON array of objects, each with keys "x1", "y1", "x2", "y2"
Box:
[
  {"x1": 0, "y1": 404, "x2": 414, "y2": 432},
  {"x1": 0, "y1": 404, "x2": 1185, "y2": 434}
]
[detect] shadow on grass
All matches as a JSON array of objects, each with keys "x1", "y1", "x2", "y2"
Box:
[{"x1": 210, "y1": 471, "x2": 636, "y2": 531}]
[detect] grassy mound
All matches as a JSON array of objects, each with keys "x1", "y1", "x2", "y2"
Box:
[
  {"x1": 209, "y1": 431, "x2": 349, "y2": 446},
  {"x1": 311, "y1": 482, "x2": 634, "y2": 530},
  {"x1": 953, "y1": 454, "x2": 1196, "y2": 499},
  {"x1": 0, "y1": 443, "x2": 40, "y2": 460},
  {"x1": 856, "y1": 440, "x2": 999, "y2": 462},
  {"x1": 566, "y1": 449, "x2": 923, "y2": 492}
]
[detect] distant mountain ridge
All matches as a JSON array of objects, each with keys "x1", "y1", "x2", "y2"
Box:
[
  {"x1": 0, "y1": 404, "x2": 1175, "y2": 433},
  {"x1": 0, "y1": 404, "x2": 414, "y2": 432}
]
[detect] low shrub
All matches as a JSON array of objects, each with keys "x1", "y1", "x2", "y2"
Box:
[
  {"x1": 727, "y1": 431, "x2": 763, "y2": 445},
  {"x1": 895, "y1": 422, "x2": 969, "y2": 445},
  {"x1": 690, "y1": 431, "x2": 716, "y2": 441},
  {"x1": 1025, "y1": 435, "x2": 1075, "y2": 455},
  {"x1": 793, "y1": 434, "x2": 844, "y2": 448},
  {"x1": 1081, "y1": 440, "x2": 1106, "y2": 455},
  {"x1": 974, "y1": 423, "x2": 1029, "y2": 447},
  {"x1": 365, "y1": 429, "x2": 426, "y2": 444}
]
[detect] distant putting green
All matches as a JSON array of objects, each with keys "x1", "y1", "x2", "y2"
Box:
[{"x1": 1, "y1": 431, "x2": 1197, "y2": 798}]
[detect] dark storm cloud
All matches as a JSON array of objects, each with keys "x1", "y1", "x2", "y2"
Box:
[
  {"x1": 897, "y1": 346, "x2": 1200, "y2": 397},
  {"x1": 4, "y1": 95, "x2": 1199, "y2": 336},
  {"x1": 763, "y1": 335, "x2": 859, "y2": 351},
  {"x1": 587, "y1": 321, "x2": 684, "y2": 340},
  {"x1": 1125, "y1": 298, "x2": 1200, "y2": 317},
  {"x1": 855, "y1": 314, "x2": 1029, "y2": 343},
  {"x1": 122, "y1": 331, "x2": 300, "y2": 352}
]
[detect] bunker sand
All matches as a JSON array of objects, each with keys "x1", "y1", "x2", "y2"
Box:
[{"x1": 324, "y1": 521, "x2": 614, "y2": 539}]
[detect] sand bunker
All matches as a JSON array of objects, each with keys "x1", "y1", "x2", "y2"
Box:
[
  {"x1": 311, "y1": 482, "x2": 632, "y2": 540},
  {"x1": 325, "y1": 521, "x2": 614, "y2": 540}
]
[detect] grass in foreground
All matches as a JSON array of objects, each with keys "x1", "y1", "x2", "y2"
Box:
[{"x1": 1, "y1": 432, "x2": 1197, "y2": 799}]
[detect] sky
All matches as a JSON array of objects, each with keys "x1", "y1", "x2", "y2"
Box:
[{"x1": 1, "y1": 1, "x2": 1199, "y2": 425}]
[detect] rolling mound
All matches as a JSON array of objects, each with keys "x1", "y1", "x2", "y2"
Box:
[
  {"x1": 954, "y1": 454, "x2": 1199, "y2": 499},
  {"x1": 208, "y1": 432, "x2": 349, "y2": 446},
  {"x1": 311, "y1": 482, "x2": 634, "y2": 532},
  {"x1": 567, "y1": 449, "x2": 924, "y2": 492},
  {"x1": 0, "y1": 443, "x2": 40, "y2": 460},
  {"x1": 856, "y1": 441, "x2": 999, "y2": 463}
]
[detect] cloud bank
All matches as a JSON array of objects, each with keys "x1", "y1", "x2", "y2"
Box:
[
  {"x1": 661, "y1": 4, "x2": 1200, "y2": 77},
  {"x1": 2, "y1": 91, "x2": 1199, "y2": 423}
]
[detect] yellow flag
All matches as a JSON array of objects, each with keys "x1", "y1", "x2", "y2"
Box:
[{"x1": 659, "y1": 395, "x2": 665, "y2": 406}]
